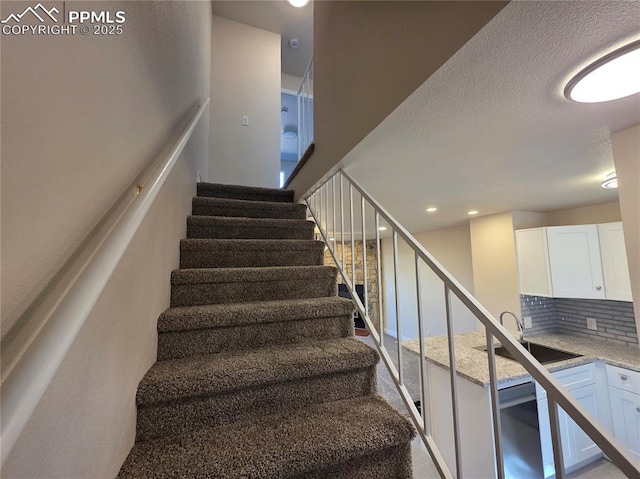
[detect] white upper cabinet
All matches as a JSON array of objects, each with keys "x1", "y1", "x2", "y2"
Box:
[
  {"x1": 598, "y1": 222, "x2": 633, "y2": 302},
  {"x1": 515, "y1": 228, "x2": 553, "y2": 297},
  {"x1": 546, "y1": 225, "x2": 605, "y2": 299},
  {"x1": 516, "y1": 222, "x2": 630, "y2": 300}
]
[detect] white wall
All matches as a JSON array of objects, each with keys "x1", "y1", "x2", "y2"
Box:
[
  {"x1": 1, "y1": 1, "x2": 211, "y2": 476},
  {"x1": 612, "y1": 125, "x2": 640, "y2": 337},
  {"x1": 210, "y1": 16, "x2": 280, "y2": 188},
  {"x1": 382, "y1": 225, "x2": 477, "y2": 340},
  {"x1": 512, "y1": 211, "x2": 548, "y2": 230},
  {"x1": 470, "y1": 212, "x2": 521, "y2": 333},
  {"x1": 546, "y1": 201, "x2": 622, "y2": 226},
  {"x1": 287, "y1": 1, "x2": 507, "y2": 199}
]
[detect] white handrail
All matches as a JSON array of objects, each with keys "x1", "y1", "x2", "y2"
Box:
[
  {"x1": 0, "y1": 98, "x2": 210, "y2": 466},
  {"x1": 304, "y1": 169, "x2": 640, "y2": 479}
]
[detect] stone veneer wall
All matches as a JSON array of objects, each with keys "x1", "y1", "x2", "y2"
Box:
[
  {"x1": 324, "y1": 240, "x2": 380, "y2": 329},
  {"x1": 521, "y1": 294, "x2": 638, "y2": 347}
]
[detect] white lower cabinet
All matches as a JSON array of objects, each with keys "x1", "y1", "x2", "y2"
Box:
[
  {"x1": 607, "y1": 365, "x2": 640, "y2": 464},
  {"x1": 537, "y1": 363, "x2": 605, "y2": 477}
]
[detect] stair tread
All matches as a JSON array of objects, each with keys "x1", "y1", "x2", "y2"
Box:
[
  {"x1": 197, "y1": 182, "x2": 294, "y2": 202},
  {"x1": 171, "y1": 265, "x2": 337, "y2": 285},
  {"x1": 118, "y1": 395, "x2": 415, "y2": 479},
  {"x1": 158, "y1": 297, "x2": 355, "y2": 332},
  {"x1": 180, "y1": 238, "x2": 325, "y2": 251},
  {"x1": 137, "y1": 338, "x2": 377, "y2": 405},
  {"x1": 193, "y1": 196, "x2": 306, "y2": 211},
  {"x1": 187, "y1": 215, "x2": 314, "y2": 228},
  {"x1": 186, "y1": 216, "x2": 315, "y2": 240}
]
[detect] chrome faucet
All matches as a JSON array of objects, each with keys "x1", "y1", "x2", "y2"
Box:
[{"x1": 499, "y1": 311, "x2": 525, "y2": 342}]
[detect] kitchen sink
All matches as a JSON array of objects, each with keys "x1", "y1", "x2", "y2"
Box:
[{"x1": 488, "y1": 341, "x2": 583, "y2": 365}]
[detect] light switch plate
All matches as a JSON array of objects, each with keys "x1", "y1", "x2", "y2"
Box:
[
  {"x1": 241, "y1": 115, "x2": 249, "y2": 126},
  {"x1": 586, "y1": 317, "x2": 597, "y2": 330},
  {"x1": 523, "y1": 316, "x2": 532, "y2": 329}
]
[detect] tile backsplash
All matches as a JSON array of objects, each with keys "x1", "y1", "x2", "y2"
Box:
[
  {"x1": 520, "y1": 295, "x2": 557, "y2": 336},
  {"x1": 521, "y1": 295, "x2": 638, "y2": 347}
]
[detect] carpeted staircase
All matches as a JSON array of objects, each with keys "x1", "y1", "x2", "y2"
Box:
[{"x1": 117, "y1": 183, "x2": 415, "y2": 478}]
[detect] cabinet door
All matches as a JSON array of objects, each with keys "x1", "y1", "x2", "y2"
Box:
[
  {"x1": 538, "y1": 384, "x2": 602, "y2": 476},
  {"x1": 561, "y1": 384, "x2": 602, "y2": 467},
  {"x1": 598, "y1": 222, "x2": 633, "y2": 302},
  {"x1": 516, "y1": 228, "x2": 553, "y2": 296},
  {"x1": 546, "y1": 225, "x2": 605, "y2": 299},
  {"x1": 609, "y1": 387, "x2": 640, "y2": 463}
]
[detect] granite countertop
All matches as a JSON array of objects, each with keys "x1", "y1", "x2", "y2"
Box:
[{"x1": 403, "y1": 331, "x2": 640, "y2": 387}]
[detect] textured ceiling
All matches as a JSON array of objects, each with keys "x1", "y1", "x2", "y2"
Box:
[
  {"x1": 340, "y1": 1, "x2": 640, "y2": 233},
  {"x1": 212, "y1": 1, "x2": 312, "y2": 77}
]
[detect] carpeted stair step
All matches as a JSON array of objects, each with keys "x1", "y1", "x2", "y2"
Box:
[
  {"x1": 135, "y1": 338, "x2": 379, "y2": 441},
  {"x1": 157, "y1": 297, "x2": 356, "y2": 360},
  {"x1": 119, "y1": 395, "x2": 415, "y2": 479},
  {"x1": 197, "y1": 182, "x2": 294, "y2": 203},
  {"x1": 170, "y1": 265, "x2": 337, "y2": 307},
  {"x1": 179, "y1": 239, "x2": 325, "y2": 269},
  {"x1": 193, "y1": 197, "x2": 307, "y2": 220},
  {"x1": 187, "y1": 216, "x2": 315, "y2": 240}
]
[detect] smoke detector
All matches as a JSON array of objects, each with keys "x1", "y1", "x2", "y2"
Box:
[{"x1": 289, "y1": 38, "x2": 300, "y2": 49}]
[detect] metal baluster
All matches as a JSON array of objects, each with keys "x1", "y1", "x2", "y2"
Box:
[
  {"x1": 393, "y1": 231, "x2": 403, "y2": 385},
  {"x1": 314, "y1": 191, "x2": 318, "y2": 223},
  {"x1": 485, "y1": 331, "x2": 505, "y2": 479},
  {"x1": 375, "y1": 212, "x2": 384, "y2": 347},
  {"x1": 297, "y1": 92, "x2": 301, "y2": 159},
  {"x1": 415, "y1": 253, "x2": 429, "y2": 433},
  {"x1": 307, "y1": 69, "x2": 312, "y2": 146},
  {"x1": 324, "y1": 181, "x2": 329, "y2": 241},
  {"x1": 361, "y1": 196, "x2": 368, "y2": 318},
  {"x1": 318, "y1": 186, "x2": 323, "y2": 239},
  {"x1": 302, "y1": 79, "x2": 307, "y2": 151},
  {"x1": 548, "y1": 398, "x2": 565, "y2": 479},
  {"x1": 304, "y1": 74, "x2": 309, "y2": 150},
  {"x1": 445, "y1": 285, "x2": 463, "y2": 478},
  {"x1": 349, "y1": 184, "x2": 355, "y2": 285},
  {"x1": 340, "y1": 173, "x2": 345, "y2": 269},
  {"x1": 332, "y1": 176, "x2": 337, "y2": 255}
]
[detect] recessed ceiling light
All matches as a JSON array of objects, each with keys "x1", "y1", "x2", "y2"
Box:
[
  {"x1": 426, "y1": 207, "x2": 437, "y2": 213},
  {"x1": 565, "y1": 39, "x2": 640, "y2": 103},
  {"x1": 287, "y1": 0, "x2": 309, "y2": 8},
  {"x1": 378, "y1": 226, "x2": 387, "y2": 231},
  {"x1": 467, "y1": 210, "x2": 479, "y2": 215},
  {"x1": 601, "y1": 172, "x2": 618, "y2": 189}
]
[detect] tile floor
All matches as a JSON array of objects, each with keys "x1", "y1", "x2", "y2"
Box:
[{"x1": 566, "y1": 458, "x2": 628, "y2": 479}]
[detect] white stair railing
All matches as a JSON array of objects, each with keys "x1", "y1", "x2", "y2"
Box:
[
  {"x1": 297, "y1": 58, "x2": 313, "y2": 161},
  {"x1": 304, "y1": 169, "x2": 640, "y2": 479}
]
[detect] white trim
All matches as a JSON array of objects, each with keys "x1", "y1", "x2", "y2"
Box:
[{"x1": 0, "y1": 98, "x2": 210, "y2": 466}]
